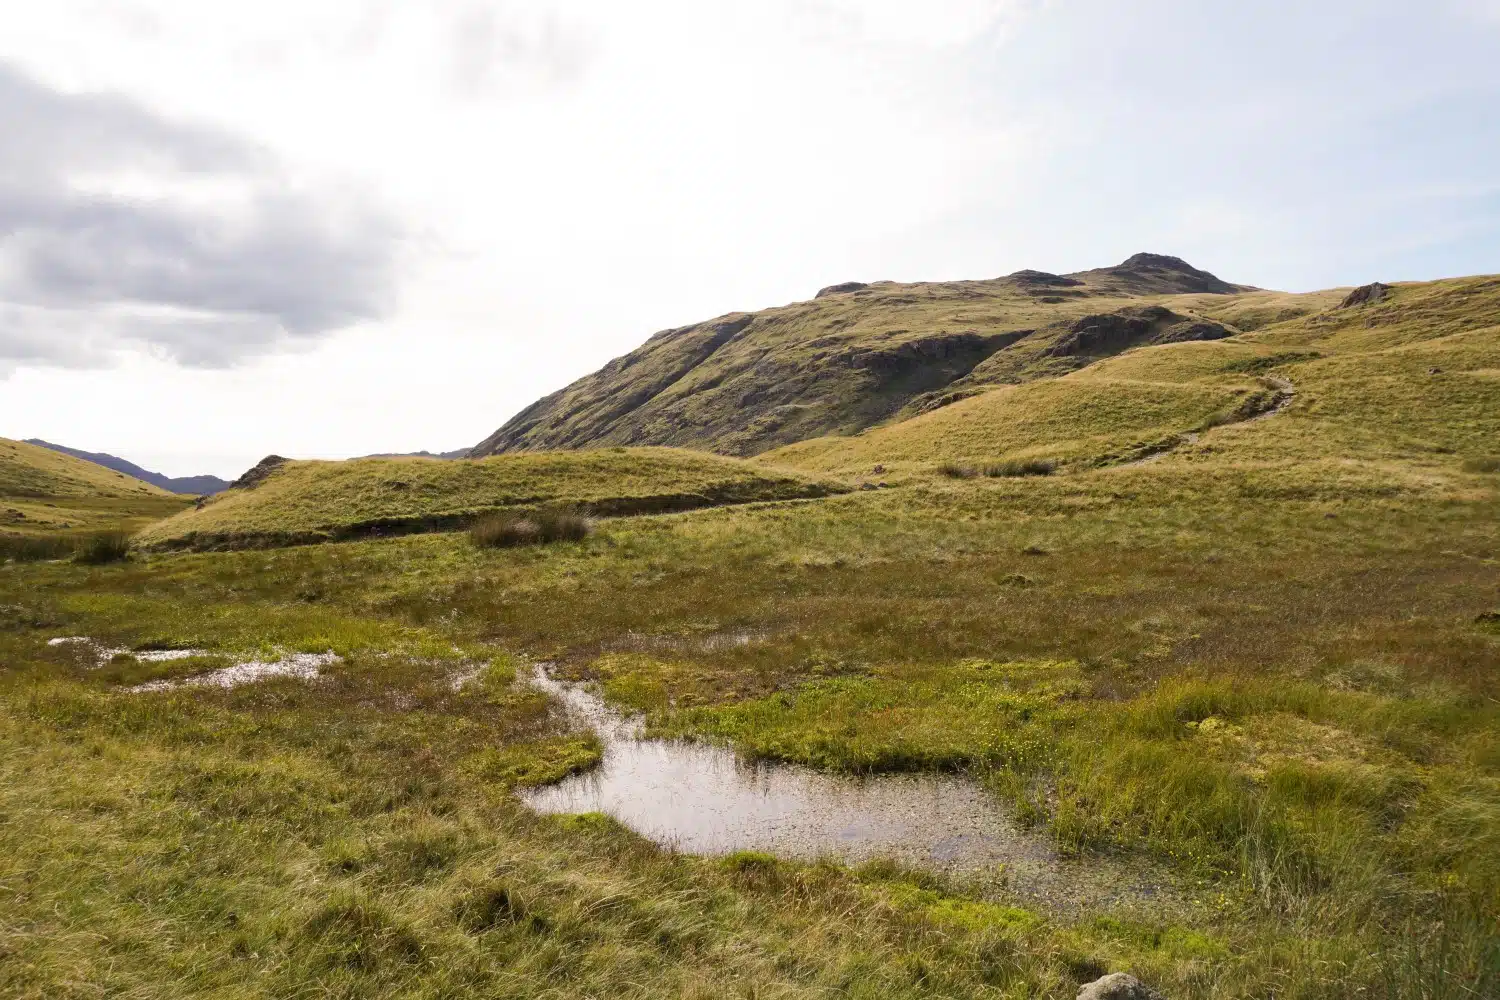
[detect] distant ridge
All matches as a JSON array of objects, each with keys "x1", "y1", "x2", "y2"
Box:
[
  {"x1": 23, "y1": 440, "x2": 230, "y2": 495},
  {"x1": 358, "y1": 448, "x2": 471, "y2": 460}
]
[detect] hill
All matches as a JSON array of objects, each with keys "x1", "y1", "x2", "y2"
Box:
[
  {"x1": 472, "y1": 253, "x2": 1265, "y2": 457},
  {"x1": 23, "y1": 439, "x2": 231, "y2": 495},
  {"x1": 134, "y1": 448, "x2": 846, "y2": 551},
  {"x1": 0, "y1": 437, "x2": 192, "y2": 539},
  {"x1": 763, "y1": 274, "x2": 1500, "y2": 476}
]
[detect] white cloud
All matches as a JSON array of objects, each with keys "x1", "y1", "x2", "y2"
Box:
[{"x1": 0, "y1": 61, "x2": 401, "y2": 369}]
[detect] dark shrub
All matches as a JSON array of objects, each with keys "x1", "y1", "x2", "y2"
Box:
[
  {"x1": 73, "y1": 530, "x2": 132, "y2": 564},
  {"x1": 470, "y1": 509, "x2": 592, "y2": 549},
  {"x1": 984, "y1": 458, "x2": 1056, "y2": 478}
]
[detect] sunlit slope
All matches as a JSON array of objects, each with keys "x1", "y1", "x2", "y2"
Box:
[
  {"x1": 0, "y1": 437, "x2": 189, "y2": 535},
  {"x1": 473, "y1": 253, "x2": 1260, "y2": 457},
  {"x1": 1116, "y1": 276, "x2": 1500, "y2": 467},
  {"x1": 136, "y1": 448, "x2": 847, "y2": 551},
  {"x1": 765, "y1": 276, "x2": 1500, "y2": 477},
  {"x1": 762, "y1": 374, "x2": 1271, "y2": 474}
]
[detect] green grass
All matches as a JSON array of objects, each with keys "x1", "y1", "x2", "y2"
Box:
[
  {"x1": 1, "y1": 271, "x2": 1498, "y2": 997},
  {"x1": 135, "y1": 447, "x2": 845, "y2": 551},
  {"x1": 0, "y1": 436, "x2": 193, "y2": 536}
]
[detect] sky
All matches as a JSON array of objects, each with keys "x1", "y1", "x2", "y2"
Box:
[{"x1": 1, "y1": 0, "x2": 1497, "y2": 479}]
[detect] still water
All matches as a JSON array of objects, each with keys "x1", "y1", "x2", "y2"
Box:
[{"x1": 520, "y1": 666, "x2": 1166, "y2": 907}]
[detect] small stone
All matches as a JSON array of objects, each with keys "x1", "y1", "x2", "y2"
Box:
[
  {"x1": 859, "y1": 482, "x2": 877, "y2": 491},
  {"x1": 1428, "y1": 367, "x2": 1443, "y2": 374},
  {"x1": 1077, "y1": 972, "x2": 1166, "y2": 1000}
]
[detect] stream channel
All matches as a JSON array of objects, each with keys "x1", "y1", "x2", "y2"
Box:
[{"x1": 520, "y1": 666, "x2": 1171, "y2": 909}]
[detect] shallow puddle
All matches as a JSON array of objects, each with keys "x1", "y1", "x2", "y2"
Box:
[
  {"x1": 127, "y1": 652, "x2": 339, "y2": 692},
  {"x1": 521, "y1": 666, "x2": 1172, "y2": 908},
  {"x1": 47, "y1": 637, "x2": 339, "y2": 691}
]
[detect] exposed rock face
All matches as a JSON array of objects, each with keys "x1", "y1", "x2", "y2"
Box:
[
  {"x1": 1076, "y1": 972, "x2": 1166, "y2": 1000},
  {"x1": 1045, "y1": 306, "x2": 1231, "y2": 358},
  {"x1": 815, "y1": 281, "x2": 870, "y2": 298},
  {"x1": 1338, "y1": 282, "x2": 1392, "y2": 308},
  {"x1": 229, "y1": 455, "x2": 289, "y2": 491}
]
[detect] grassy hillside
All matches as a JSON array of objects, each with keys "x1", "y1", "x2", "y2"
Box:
[
  {"x1": 472, "y1": 253, "x2": 1265, "y2": 457},
  {"x1": 766, "y1": 275, "x2": 1500, "y2": 477},
  {"x1": 136, "y1": 448, "x2": 846, "y2": 551},
  {"x1": 0, "y1": 437, "x2": 191, "y2": 539},
  {"x1": 2, "y1": 270, "x2": 1498, "y2": 1000}
]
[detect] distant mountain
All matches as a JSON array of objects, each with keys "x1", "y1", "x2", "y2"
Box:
[
  {"x1": 358, "y1": 448, "x2": 471, "y2": 460},
  {"x1": 471, "y1": 253, "x2": 1258, "y2": 458},
  {"x1": 23, "y1": 440, "x2": 230, "y2": 495}
]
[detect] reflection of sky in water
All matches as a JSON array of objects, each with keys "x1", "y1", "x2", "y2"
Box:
[{"x1": 520, "y1": 666, "x2": 1055, "y2": 873}]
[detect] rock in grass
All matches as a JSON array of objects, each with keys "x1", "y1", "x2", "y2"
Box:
[{"x1": 1077, "y1": 973, "x2": 1165, "y2": 1000}]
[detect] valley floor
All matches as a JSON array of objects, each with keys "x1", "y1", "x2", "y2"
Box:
[{"x1": 1, "y1": 458, "x2": 1497, "y2": 999}]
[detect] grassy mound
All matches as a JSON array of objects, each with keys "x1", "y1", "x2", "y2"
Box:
[
  {"x1": 0, "y1": 437, "x2": 191, "y2": 551},
  {"x1": 135, "y1": 447, "x2": 846, "y2": 551}
]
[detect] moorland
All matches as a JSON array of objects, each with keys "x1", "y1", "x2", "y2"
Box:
[{"x1": 1, "y1": 256, "x2": 1497, "y2": 999}]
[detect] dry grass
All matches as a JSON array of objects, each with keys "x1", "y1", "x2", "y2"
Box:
[
  {"x1": 470, "y1": 510, "x2": 593, "y2": 548},
  {"x1": 135, "y1": 447, "x2": 844, "y2": 551}
]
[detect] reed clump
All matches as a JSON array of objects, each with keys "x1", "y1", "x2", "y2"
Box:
[{"x1": 469, "y1": 509, "x2": 592, "y2": 549}]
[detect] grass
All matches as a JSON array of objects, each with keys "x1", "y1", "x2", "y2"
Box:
[
  {"x1": 1, "y1": 271, "x2": 1498, "y2": 997},
  {"x1": 0, "y1": 436, "x2": 193, "y2": 536},
  {"x1": 985, "y1": 458, "x2": 1056, "y2": 478},
  {"x1": 472, "y1": 256, "x2": 1328, "y2": 459},
  {"x1": 135, "y1": 447, "x2": 845, "y2": 552},
  {"x1": 470, "y1": 509, "x2": 593, "y2": 548},
  {"x1": 72, "y1": 530, "x2": 132, "y2": 564}
]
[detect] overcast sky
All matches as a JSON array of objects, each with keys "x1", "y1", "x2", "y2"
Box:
[{"x1": 1, "y1": 1, "x2": 1497, "y2": 478}]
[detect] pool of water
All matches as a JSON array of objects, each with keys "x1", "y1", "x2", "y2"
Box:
[{"x1": 520, "y1": 666, "x2": 1171, "y2": 907}]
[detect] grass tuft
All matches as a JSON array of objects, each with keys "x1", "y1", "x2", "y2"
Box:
[
  {"x1": 938, "y1": 462, "x2": 978, "y2": 479},
  {"x1": 984, "y1": 458, "x2": 1057, "y2": 478},
  {"x1": 72, "y1": 530, "x2": 132, "y2": 564},
  {"x1": 1462, "y1": 456, "x2": 1499, "y2": 473},
  {"x1": 469, "y1": 509, "x2": 593, "y2": 548}
]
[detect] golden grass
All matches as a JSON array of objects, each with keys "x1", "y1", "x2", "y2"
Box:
[
  {"x1": 0, "y1": 437, "x2": 191, "y2": 539},
  {"x1": 135, "y1": 447, "x2": 845, "y2": 551}
]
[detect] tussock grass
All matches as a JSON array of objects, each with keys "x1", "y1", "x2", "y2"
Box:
[
  {"x1": 0, "y1": 533, "x2": 75, "y2": 562},
  {"x1": 1463, "y1": 455, "x2": 1500, "y2": 473},
  {"x1": 72, "y1": 530, "x2": 132, "y2": 564},
  {"x1": 469, "y1": 509, "x2": 592, "y2": 549},
  {"x1": 984, "y1": 457, "x2": 1056, "y2": 478}
]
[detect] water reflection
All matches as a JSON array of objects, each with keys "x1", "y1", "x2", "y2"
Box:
[{"x1": 521, "y1": 666, "x2": 1163, "y2": 909}]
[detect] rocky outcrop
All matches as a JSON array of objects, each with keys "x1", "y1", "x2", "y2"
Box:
[
  {"x1": 229, "y1": 455, "x2": 289, "y2": 491},
  {"x1": 1338, "y1": 282, "x2": 1391, "y2": 308},
  {"x1": 1045, "y1": 306, "x2": 1231, "y2": 358},
  {"x1": 816, "y1": 281, "x2": 870, "y2": 298},
  {"x1": 1077, "y1": 972, "x2": 1165, "y2": 1000},
  {"x1": 1007, "y1": 269, "x2": 1084, "y2": 288}
]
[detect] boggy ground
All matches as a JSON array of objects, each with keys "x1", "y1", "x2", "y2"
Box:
[{"x1": 2, "y1": 444, "x2": 1497, "y2": 999}]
